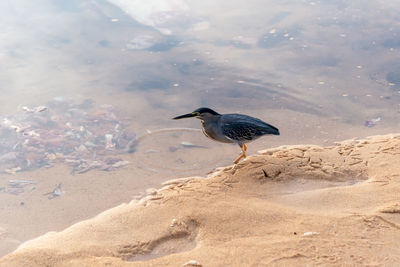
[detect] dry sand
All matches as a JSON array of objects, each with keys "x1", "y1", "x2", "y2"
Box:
[{"x1": 0, "y1": 133, "x2": 399, "y2": 266}]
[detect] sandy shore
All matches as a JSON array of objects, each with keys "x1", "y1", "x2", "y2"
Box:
[{"x1": 0, "y1": 133, "x2": 399, "y2": 266}]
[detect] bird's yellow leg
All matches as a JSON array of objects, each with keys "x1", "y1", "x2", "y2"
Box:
[
  {"x1": 234, "y1": 144, "x2": 247, "y2": 164},
  {"x1": 234, "y1": 154, "x2": 243, "y2": 164}
]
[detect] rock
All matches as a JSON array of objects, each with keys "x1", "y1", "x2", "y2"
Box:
[{"x1": 182, "y1": 260, "x2": 202, "y2": 266}]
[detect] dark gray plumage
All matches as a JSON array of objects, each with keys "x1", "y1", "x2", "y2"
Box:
[
  {"x1": 220, "y1": 114, "x2": 279, "y2": 142},
  {"x1": 173, "y1": 107, "x2": 280, "y2": 164}
]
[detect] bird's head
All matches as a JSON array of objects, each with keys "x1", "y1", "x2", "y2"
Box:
[{"x1": 173, "y1": 107, "x2": 220, "y2": 121}]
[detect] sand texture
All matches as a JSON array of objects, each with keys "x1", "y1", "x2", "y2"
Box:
[{"x1": 1, "y1": 134, "x2": 400, "y2": 266}]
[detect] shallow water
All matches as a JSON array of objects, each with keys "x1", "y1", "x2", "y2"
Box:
[{"x1": 0, "y1": 0, "x2": 399, "y2": 257}]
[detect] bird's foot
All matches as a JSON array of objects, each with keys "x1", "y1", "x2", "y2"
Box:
[{"x1": 234, "y1": 152, "x2": 246, "y2": 164}]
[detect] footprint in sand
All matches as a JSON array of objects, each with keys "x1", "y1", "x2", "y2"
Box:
[{"x1": 116, "y1": 219, "x2": 199, "y2": 262}]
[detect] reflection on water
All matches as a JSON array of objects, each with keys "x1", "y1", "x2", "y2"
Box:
[{"x1": 0, "y1": 0, "x2": 399, "y2": 257}]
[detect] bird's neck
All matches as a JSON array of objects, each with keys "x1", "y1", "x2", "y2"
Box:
[{"x1": 200, "y1": 116, "x2": 220, "y2": 139}]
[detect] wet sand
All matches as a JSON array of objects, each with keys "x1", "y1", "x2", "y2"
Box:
[{"x1": 0, "y1": 133, "x2": 399, "y2": 266}]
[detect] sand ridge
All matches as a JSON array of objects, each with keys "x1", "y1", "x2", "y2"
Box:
[{"x1": 0, "y1": 134, "x2": 399, "y2": 266}]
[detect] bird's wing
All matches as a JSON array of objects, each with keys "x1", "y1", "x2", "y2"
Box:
[
  {"x1": 220, "y1": 114, "x2": 279, "y2": 142},
  {"x1": 221, "y1": 122, "x2": 259, "y2": 142},
  {"x1": 219, "y1": 119, "x2": 262, "y2": 142}
]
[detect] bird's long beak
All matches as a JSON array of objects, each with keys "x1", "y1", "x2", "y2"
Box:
[{"x1": 173, "y1": 112, "x2": 197, "y2": 120}]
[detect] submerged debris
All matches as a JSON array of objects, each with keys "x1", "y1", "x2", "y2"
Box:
[
  {"x1": 20, "y1": 105, "x2": 48, "y2": 113},
  {"x1": 43, "y1": 183, "x2": 63, "y2": 199},
  {"x1": 364, "y1": 116, "x2": 381, "y2": 127},
  {"x1": 180, "y1": 141, "x2": 207, "y2": 148},
  {"x1": 7, "y1": 179, "x2": 37, "y2": 188},
  {"x1": 0, "y1": 99, "x2": 136, "y2": 174},
  {"x1": 0, "y1": 179, "x2": 37, "y2": 195}
]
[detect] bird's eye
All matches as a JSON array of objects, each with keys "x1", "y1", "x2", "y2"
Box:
[{"x1": 193, "y1": 112, "x2": 200, "y2": 116}]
